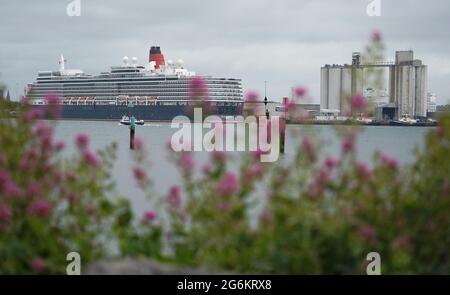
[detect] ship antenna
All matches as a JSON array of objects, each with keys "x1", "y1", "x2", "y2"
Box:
[
  {"x1": 59, "y1": 54, "x2": 66, "y2": 71},
  {"x1": 264, "y1": 80, "x2": 269, "y2": 119},
  {"x1": 264, "y1": 80, "x2": 267, "y2": 99}
]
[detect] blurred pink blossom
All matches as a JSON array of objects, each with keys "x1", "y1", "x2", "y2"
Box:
[
  {"x1": 251, "y1": 148, "x2": 264, "y2": 161},
  {"x1": 358, "y1": 224, "x2": 377, "y2": 243},
  {"x1": 28, "y1": 199, "x2": 52, "y2": 217},
  {"x1": 216, "y1": 172, "x2": 239, "y2": 196},
  {"x1": 31, "y1": 257, "x2": 46, "y2": 273},
  {"x1": 301, "y1": 136, "x2": 316, "y2": 161},
  {"x1": 324, "y1": 157, "x2": 337, "y2": 170},
  {"x1": 294, "y1": 86, "x2": 307, "y2": 97},
  {"x1": 178, "y1": 153, "x2": 194, "y2": 173},
  {"x1": 83, "y1": 149, "x2": 101, "y2": 167},
  {"x1": 189, "y1": 76, "x2": 208, "y2": 99},
  {"x1": 134, "y1": 137, "x2": 144, "y2": 151},
  {"x1": 0, "y1": 204, "x2": 12, "y2": 223},
  {"x1": 202, "y1": 163, "x2": 212, "y2": 174},
  {"x1": 244, "y1": 164, "x2": 265, "y2": 180},
  {"x1": 371, "y1": 30, "x2": 382, "y2": 42},
  {"x1": 341, "y1": 134, "x2": 356, "y2": 154},
  {"x1": 45, "y1": 93, "x2": 61, "y2": 118},
  {"x1": 357, "y1": 162, "x2": 372, "y2": 179},
  {"x1": 26, "y1": 180, "x2": 41, "y2": 198},
  {"x1": 167, "y1": 185, "x2": 182, "y2": 208},
  {"x1": 75, "y1": 133, "x2": 89, "y2": 148},
  {"x1": 53, "y1": 141, "x2": 65, "y2": 151},
  {"x1": 393, "y1": 235, "x2": 413, "y2": 251},
  {"x1": 0, "y1": 170, "x2": 21, "y2": 198},
  {"x1": 349, "y1": 94, "x2": 368, "y2": 111},
  {"x1": 133, "y1": 167, "x2": 147, "y2": 183},
  {"x1": 245, "y1": 91, "x2": 259, "y2": 103},
  {"x1": 142, "y1": 210, "x2": 157, "y2": 223},
  {"x1": 282, "y1": 98, "x2": 296, "y2": 113},
  {"x1": 211, "y1": 150, "x2": 226, "y2": 162},
  {"x1": 380, "y1": 153, "x2": 398, "y2": 169}
]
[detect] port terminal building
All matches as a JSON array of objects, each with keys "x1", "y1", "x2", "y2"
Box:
[{"x1": 320, "y1": 51, "x2": 428, "y2": 120}]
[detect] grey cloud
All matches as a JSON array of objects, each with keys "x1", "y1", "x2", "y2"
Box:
[{"x1": 0, "y1": 0, "x2": 449, "y2": 104}]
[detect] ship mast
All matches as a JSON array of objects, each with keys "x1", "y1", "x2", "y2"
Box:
[{"x1": 59, "y1": 54, "x2": 66, "y2": 71}]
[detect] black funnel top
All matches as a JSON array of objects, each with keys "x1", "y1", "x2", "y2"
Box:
[{"x1": 150, "y1": 46, "x2": 161, "y2": 54}]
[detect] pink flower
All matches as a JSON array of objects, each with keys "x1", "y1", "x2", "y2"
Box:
[
  {"x1": 349, "y1": 94, "x2": 368, "y2": 111},
  {"x1": 31, "y1": 257, "x2": 46, "y2": 273},
  {"x1": 53, "y1": 141, "x2": 65, "y2": 151},
  {"x1": 75, "y1": 133, "x2": 89, "y2": 148},
  {"x1": 324, "y1": 156, "x2": 337, "y2": 170},
  {"x1": 341, "y1": 134, "x2": 355, "y2": 154},
  {"x1": 0, "y1": 204, "x2": 12, "y2": 223},
  {"x1": 134, "y1": 137, "x2": 144, "y2": 151},
  {"x1": 294, "y1": 86, "x2": 307, "y2": 97},
  {"x1": 4, "y1": 181, "x2": 21, "y2": 198},
  {"x1": 35, "y1": 120, "x2": 51, "y2": 136},
  {"x1": 245, "y1": 91, "x2": 259, "y2": 103},
  {"x1": 202, "y1": 163, "x2": 212, "y2": 174},
  {"x1": 28, "y1": 199, "x2": 52, "y2": 217},
  {"x1": 216, "y1": 172, "x2": 239, "y2": 196},
  {"x1": 392, "y1": 235, "x2": 413, "y2": 251},
  {"x1": 178, "y1": 153, "x2": 194, "y2": 173},
  {"x1": 358, "y1": 224, "x2": 377, "y2": 243},
  {"x1": 259, "y1": 210, "x2": 272, "y2": 224},
  {"x1": 0, "y1": 171, "x2": 21, "y2": 198},
  {"x1": 301, "y1": 136, "x2": 316, "y2": 161},
  {"x1": 211, "y1": 150, "x2": 226, "y2": 162},
  {"x1": 379, "y1": 152, "x2": 398, "y2": 169},
  {"x1": 166, "y1": 185, "x2": 182, "y2": 208},
  {"x1": 66, "y1": 171, "x2": 77, "y2": 182},
  {"x1": 142, "y1": 210, "x2": 157, "y2": 223},
  {"x1": 371, "y1": 30, "x2": 382, "y2": 42},
  {"x1": 244, "y1": 164, "x2": 265, "y2": 180},
  {"x1": 357, "y1": 162, "x2": 372, "y2": 179},
  {"x1": 86, "y1": 204, "x2": 97, "y2": 216},
  {"x1": 26, "y1": 180, "x2": 41, "y2": 198},
  {"x1": 45, "y1": 93, "x2": 61, "y2": 118},
  {"x1": 20, "y1": 108, "x2": 44, "y2": 122},
  {"x1": 282, "y1": 98, "x2": 296, "y2": 112},
  {"x1": 189, "y1": 76, "x2": 208, "y2": 99},
  {"x1": 133, "y1": 167, "x2": 146, "y2": 181},
  {"x1": 251, "y1": 148, "x2": 264, "y2": 161},
  {"x1": 83, "y1": 149, "x2": 101, "y2": 167}
]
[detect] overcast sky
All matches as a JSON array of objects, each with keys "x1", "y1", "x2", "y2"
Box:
[{"x1": 1, "y1": 0, "x2": 449, "y2": 104}]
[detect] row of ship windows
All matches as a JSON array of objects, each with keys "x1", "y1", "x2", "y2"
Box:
[
  {"x1": 30, "y1": 92, "x2": 242, "y2": 97},
  {"x1": 31, "y1": 89, "x2": 242, "y2": 95},
  {"x1": 33, "y1": 86, "x2": 242, "y2": 91},
  {"x1": 35, "y1": 79, "x2": 242, "y2": 85},
  {"x1": 34, "y1": 83, "x2": 242, "y2": 88}
]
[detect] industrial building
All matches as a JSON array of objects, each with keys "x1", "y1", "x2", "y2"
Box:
[{"x1": 320, "y1": 51, "x2": 428, "y2": 119}]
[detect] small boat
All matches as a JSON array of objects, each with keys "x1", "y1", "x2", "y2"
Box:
[
  {"x1": 391, "y1": 115, "x2": 418, "y2": 126},
  {"x1": 119, "y1": 115, "x2": 145, "y2": 126}
]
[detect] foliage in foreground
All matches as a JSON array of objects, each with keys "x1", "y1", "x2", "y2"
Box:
[
  {"x1": 0, "y1": 99, "x2": 130, "y2": 274},
  {"x1": 123, "y1": 110, "x2": 450, "y2": 274}
]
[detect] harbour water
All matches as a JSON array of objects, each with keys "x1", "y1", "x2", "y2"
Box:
[{"x1": 54, "y1": 121, "x2": 432, "y2": 217}]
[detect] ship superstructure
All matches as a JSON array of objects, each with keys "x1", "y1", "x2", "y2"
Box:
[{"x1": 26, "y1": 46, "x2": 243, "y2": 120}]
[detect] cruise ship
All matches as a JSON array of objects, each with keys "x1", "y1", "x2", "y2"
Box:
[{"x1": 25, "y1": 46, "x2": 243, "y2": 121}]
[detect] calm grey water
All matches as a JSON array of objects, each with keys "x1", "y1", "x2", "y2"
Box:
[{"x1": 53, "y1": 121, "x2": 432, "y2": 217}]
